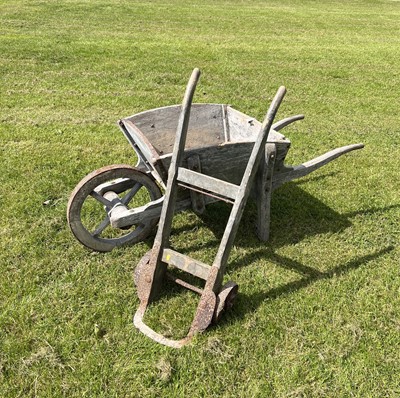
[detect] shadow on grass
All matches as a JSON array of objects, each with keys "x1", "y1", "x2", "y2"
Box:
[
  {"x1": 171, "y1": 181, "x2": 345, "y2": 252},
  {"x1": 173, "y1": 179, "x2": 399, "y2": 254},
  {"x1": 227, "y1": 245, "x2": 394, "y2": 323},
  {"x1": 136, "y1": 175, "x2": 398, "y2": 338}
]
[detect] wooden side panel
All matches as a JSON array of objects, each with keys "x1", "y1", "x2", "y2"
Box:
[
  {"x1": 160, "y1": 140, "x2": 290, "y2": 187},
  {"x1": 122, "y1": 104, "x2": 226, "y2": 155},
  {"x1": 226, "y1": 106, "x2": 291, "y2": 170},
  {"x1": 226, "y1": 107, "x2": 288, "y2": 143},
  {"x1": 121, "y1": 119, "x2": 160, "y2": 163},
  {"x1": 226, "y1": 106, "x2": 262, "y2": 142},
  {"x1": 160, "y1": 142, "x2": 250, "y2": 186}
]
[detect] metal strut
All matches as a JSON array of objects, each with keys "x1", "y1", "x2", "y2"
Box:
[{"x1": 133, "y1": 68, "x2": 286, "y2": 348}]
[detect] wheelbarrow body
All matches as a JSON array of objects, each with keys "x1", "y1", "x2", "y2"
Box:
[
  {"x1": 119, "y1": 103, "x2": 291, "y2": 187},
  {"x1": 67, "y1": 98, "x2": 363, "y2": 252},
  {"x1": 114, "y1": 103, "x2": 362, "y2": 236},
  {"x1": 114, "y1": 104, "x2": 291, "y2": 233}
]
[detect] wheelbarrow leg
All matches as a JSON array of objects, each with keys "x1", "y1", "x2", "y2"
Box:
[{"x1": 256, "y1": 143, "x2": 277, "y2": 242}]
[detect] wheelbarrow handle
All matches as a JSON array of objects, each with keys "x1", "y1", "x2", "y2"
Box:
[
  {"x1": 272, "y1": 143, "x2": 365, "y2": 189},
  {"x1": 272, "y1": 114, "x2": 304, "y2": 132}
]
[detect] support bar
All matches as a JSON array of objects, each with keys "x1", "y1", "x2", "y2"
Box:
[
  {"x1": 177, "y1": 167, "x2": 239, "y2": 201},
  {"x1": 162, "y1": 249, "x2": 211, "y2": 280}
]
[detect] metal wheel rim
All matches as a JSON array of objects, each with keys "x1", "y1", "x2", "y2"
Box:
[{"x1": 67, "y1": 164, "x2": 162, "y2": 252}]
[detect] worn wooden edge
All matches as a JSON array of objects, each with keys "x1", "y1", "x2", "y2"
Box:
[
  {"x1": 120, "y1": 119, "x2": 161, "y2": 163},
  {"x1": 271, "y1": 114, "x2": 304, "y2": 132}
]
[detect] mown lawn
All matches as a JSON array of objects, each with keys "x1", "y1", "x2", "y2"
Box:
[{"x1": 1, "y1": 0, "x2": 399, "y2": 396}]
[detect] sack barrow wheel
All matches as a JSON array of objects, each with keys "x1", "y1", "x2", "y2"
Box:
[{"x1": 213, "y1": 281, "x2": 239, "y2": 323}]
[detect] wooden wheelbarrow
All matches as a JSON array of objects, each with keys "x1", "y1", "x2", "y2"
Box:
[{"x1": 67, "y1": 79, "x2": 363, "y2": 253}]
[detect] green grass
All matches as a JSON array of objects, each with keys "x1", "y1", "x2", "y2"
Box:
[{"x1": 1, "y1": 0, "x2": 400, "y2": 396}]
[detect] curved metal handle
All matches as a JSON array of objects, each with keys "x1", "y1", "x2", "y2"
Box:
[{"x1": 134, "y1": 306, "x2": 192, "y2": 349}]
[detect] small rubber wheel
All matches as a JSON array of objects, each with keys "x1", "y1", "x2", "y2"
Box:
[
  {"x1": 67, "y1": 165, "x2": 162, "y2": 252},
  {"x1": 213, "y1": 281, "x2": 239, "y2": 323}
]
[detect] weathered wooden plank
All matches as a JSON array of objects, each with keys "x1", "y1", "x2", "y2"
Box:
[
  {"x1": 177, "y1": 167, "x2": 239, "y2": 201},
  {"x1": 120, "y1": 119, "x2": 160, "y2": 164},
  {"x1": 109, "y1": 194, "x2": 219, "y2": 228},
  {"x1": 146, "y1": 68, "x2": 201, "y2": 304},
  {"x1": 187, "y1": 154, "x2": 206, "y2": 214},
  {"x1": 226, "y1": 106, "x2": 290, "y2": 144},
  {"x1": 256, "y1": 143, "x2": 276, "y2": 242},
  {"x1": 158, "y1": 140, "x2": 290, "y2": 186},
  {"x1": 162, "y1": 249, "x2": 211, "y2": 280},
  {"x1": 272, "y1": 143, "x2": 365, "y2": 190},
  {"x1": 271, "y1": 114, "x2": 304, "y2": 131},
  {"x1": 122, "y1": 104, "x2": 226, "y2": 155},
  {"x1": 109, "y1": 196, "x2": 165, "y2": 228}
]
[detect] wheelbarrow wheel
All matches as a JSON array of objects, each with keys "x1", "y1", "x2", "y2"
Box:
[{"x1": 67, "y1": 164, "x2": 162, "y2": 252}]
